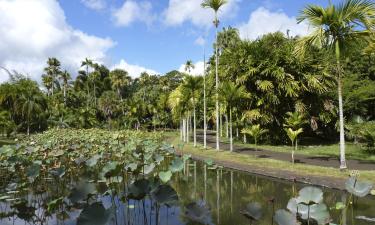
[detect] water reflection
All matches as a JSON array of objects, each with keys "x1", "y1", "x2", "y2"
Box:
[{"x1": 1, "y1": 160, "x2": 374, "y2": 225}]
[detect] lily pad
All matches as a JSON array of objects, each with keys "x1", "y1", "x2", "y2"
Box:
[
  {"x1": 184, "y1": 202, "x2": 212, "y2": 225},
  {"x1": 287, "y1": 198, "x2": 330, "y2": 225},
  {"x1": 169, "y1": 157, "x2": 184, "y2": 173},
  {"x1": 240, "y1": 202, "x2": 263, "y2": 221},
  {"x1": 151, "y1": 184, "x2": 178, "y2": 207},
  {"x1": 49, "y1": 167, "x2": 66, "y2": 178},
  {"x1": 86, "y1": 154, "x2": 101, "y2": 167},
  {"x1": 158, "y1": 171, "x2": 172, "y2": 183},
  {"x1": 26, "y1": 163, "x2": 41, "y2": 182},
  {"x1": 127, "y1": 179, "x2": 151, "y2": 200},
  {"x1": 143, "y1": 163, "x2": 155, "y2": 175},
  {"x1": 274, "y1": 209, "x2": 298, "y2": 225},
  {"x1": 296, "y1": 186, "x2": 323, "y2": 205},
  {"x1": 77, "y1": 202, "x2": 114, "y2": 225},
  {"x1": 69, "y1": 181, "x2": 97, "y2": 204},
  {"x1": 345, "y1": 177, "x2": 373, "y2": 197}
]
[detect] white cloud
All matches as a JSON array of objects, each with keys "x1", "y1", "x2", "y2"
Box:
[
  {"x1": 238, "y1": 7, "x2": 310, "y2": 40},
  {"x1": 0, "y1": 0, "x2": 115, "y2": 83},
  {"x1": 112, "y1": 0, "x2": 156, "y2": 27},
  {"x1": 178, "y1": 61, "x2": 205, "y2": 76},
  {"x1": 163, "y1": 0, "x2": 240, "y2": 28},
  {"x1": 81, "y1": 0, "x2": 106, "y2": 10},
  {"x1": 194, "y1": 36, "x2": 206, "y2": 46},
  {"x1": 111, "y1": 59, "x2": 159, "y2": 78}
]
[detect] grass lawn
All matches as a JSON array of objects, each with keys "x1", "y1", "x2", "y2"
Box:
[
  {"x1": 165, "y1": 132, "x2": 375, "y2": 185},
  {"x1": 216, "y1": 133, "x2": 375, "y2": 163}
]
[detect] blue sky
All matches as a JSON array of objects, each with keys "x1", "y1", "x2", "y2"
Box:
[{"x1": 0, "y1": 0, "x2": 340, "y2": 82}]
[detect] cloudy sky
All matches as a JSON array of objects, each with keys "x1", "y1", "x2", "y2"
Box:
[{"x1": 0, "y1": 0, "x2": 339, "y2": 83}]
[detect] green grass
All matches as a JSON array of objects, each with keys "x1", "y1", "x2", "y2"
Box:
[
  {"x1": 216, "y1": 134, "x2": 375, "y2": 162},
  {"x1": 165, "y1": 132, "x2": 375, "y2": 184},
  {"x1": 0, "y1": 138, "x2": 15, "y2": 146}
]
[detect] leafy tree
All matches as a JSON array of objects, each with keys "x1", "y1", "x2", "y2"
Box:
[
  {"x1": 99, "y1": 91, "x2": 118, "y2": 129},
  {"x1": 184, "y1": 60, "x2": 195, "y2": 74},
  {"x1": 109, "y1": 69, "x2": 131, "y2": 100},
  {"x1": 219, "y1": 81, "x2": 250, "y2": 151},
  {"x1": 296, "y1": 0, "x2": 375, "y2": 169},
  {"x1": 285, "y1": 128, "x2": 304, "y2": 163}
]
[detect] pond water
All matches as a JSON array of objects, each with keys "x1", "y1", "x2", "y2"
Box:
[{"x1": 1, "y1": 159, "x2": 374, "y2": 225}]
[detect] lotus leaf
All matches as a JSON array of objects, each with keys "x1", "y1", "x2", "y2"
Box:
[
  {"x1": 159, "y1": 171, "x2": 172, "y2": 183},
  {"x1": 127, "y1": 179, "x2": 151, "y2": 200},
  {"x1": 274, "y1": 209, "x2": 298, "y2": 225},
  {"x1": 240, "y1": 202, "x2": 263, "y2": 221},
  {"x1": 151, "y1": 184, "x2": 178, "y2": 207},
  {"x1": 287, "y1": 198, "x2": 330, "y2": 225},
  {"x1": 26, "y1": 163, "x2": 41, "y2": 182},
  {"x1": 169, "y1": 157, "x2": 184, "y2": 173},
  {"x1": 49, "y1": 167, "x2": 66, "y2": 178},
  {"x1": 69, "y1": 181, "x2": 97, "y2": 204},
  {"x1": 184, "y1": 202, "x2": 212, "y2": 225},
  {"x1": 77, "y1": 202, "x2": 114, "y2": 225},
  {"x1": 296, "y1": 186, "x2": 323, "y2": 205},
  {"x1": 143, "y1": 163, "x2": 155, "y2": 175},
  {"x1": 86, "y1": 154, "x2": 101, "y2": 167},
  {"x1": 345, "y1": 177, "x2": 373, "y2": 197}
]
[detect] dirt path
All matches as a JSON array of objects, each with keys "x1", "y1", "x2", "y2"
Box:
[{"x1": 196, "y1": 131, "x2": 375, "y2": 171}]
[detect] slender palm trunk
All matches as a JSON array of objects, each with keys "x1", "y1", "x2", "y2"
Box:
[
  {"x1": 204, "y1": 50, "x2": 207, "y2": 149},
  {"x1": 183, "y1": 118, "x2": 186, "y2": 142},
  {"x1": 63, "y1": 84, "x2": 67, "y2": 105},
  {"x1": 215, "y1": 13, "x2": 220, "y2": 151},
  {"x1": 336, "y1": 43, "x2": 346, "y2": 169},
  {"x1": 243, "y1": 133, "x2": 247, "y2": 143},
  {"x1": 226, "y1": 114, "x2": 229, "y2": 138},
  {"x1": 180, "y1": 119, "x2": 183, "y2": 141},
  {"x1": 193, "y1": 104, "x2": 197, "y2": 147},
  {"x1": 52, "y1": 73, "x2": 54, "y2": 96},
  {"x1": 220, "y1": 110, "x2": 223, "y2": 137},
  {"x1": 230, "y1": 108, "x2": 233, "y2": 152},
  {"x1": 292, "y1": 140, "x2": 295, "y2": 164},
  {"x1": 187, "y1": 114, "x2": 190, "y2": 143}
]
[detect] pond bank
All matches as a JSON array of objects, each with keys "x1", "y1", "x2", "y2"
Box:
[{"x1": 167, "y1": 134, "x2": 375, "y2": 191}]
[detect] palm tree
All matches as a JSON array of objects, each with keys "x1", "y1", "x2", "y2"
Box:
[
  {"x1": 45, "y1": 58, "x2": 61, "y2": 96},
  {"x1": 81, "y1": 58, "x2": 94, "y2": 106},
  {"x1": 17, "y1": 92, "x2": 44, "y2": 135},
  {"x1": 89, "y1": 70, "x2": 100, "y2": 106},
  {"x1": 219, "y1": 81, "x2": 250, "y2": 152},
  {"x1": 296, "y1": 0, "x2": 375, "y2": 169},
  {"x1": 202, "y1": 0, "x2": 228, "y2": 151},
  {"x1": 242, "y1": 125, "x2": 268, "y2": 150},
  {"x1": 59, "y1": 70, "x2": 71, "y2": 105},
  {"x1": 184, "y1": 60, "x2": 195, "y2": 74},
  {"x1": 99, "y1": 91, "x2": 118, "y2": 130},
  {"x1": 109, "y1": 69, "x2": 131, "y2": 100},
  {"x1": 285, "y1": 128, "x2": 304, "y2": 163},
  {"x1": 181, "y1": 75, "x2": 203, "y2": 147},
  {"x1": 42, "y1": 74, "x2": 53, "y2": 96}
]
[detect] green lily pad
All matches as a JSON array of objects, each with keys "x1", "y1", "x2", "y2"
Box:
[
  {"x1": 169, "y1": 158, "x2": 184, "y2": 173},
  {"x1": 151, "y1": 184, "x2": 178, "y2": 207},
  {"x1": 296, "y1": 186, "x2": 323, "y2": 205},
  {"x1": 26, "y1": 163, "x2": 41, "y2": 182},
  {"x1": 77, "y1": 202, "x2": 114, "y2": 225},
  {"x1": 86, "y1": 154, "x2": 101, "y2": 167},
  {"x1": 127, "y1": 179, "x2": 151, "y2": 200},
  {"x1": 274, "y1": 209, "x2": 298, "y2": 225},
  {"x1": 69, "y1": 181, "x2": 97, "y2": 204},
  {"x1": 49, "y1": 167, "x2": 66, "y2": 178},
  {"x1": 240, "y1": 202, "x2": 263, "y2": 221},
  {"x1": 345, "y1": 177, "x2": 373, "y2": 197},
  {"x1": 184, "y1": 202, "x2": 212, "y2": 225},
  {"x1": 158, "y1": 171, "x2": 172, "y2": 183},
  {"x1": 143, "y1": 163, "x2": 155, "y2": 175}
]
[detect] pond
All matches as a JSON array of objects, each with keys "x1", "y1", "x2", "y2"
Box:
[
  {"x1": 1, "y1": 160, "x2": 375, "y2": 225},
  {"x1": 0, "y1": 129, "x2": 374, "y2": 225}
]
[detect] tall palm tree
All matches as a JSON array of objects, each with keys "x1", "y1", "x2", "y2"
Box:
[
  {"x1": 45, "y1": 58, "x2": 61, "y2": 96},
  {"x1": 109, "y1": 69, "x2": 131, "y2": 100},
  {"x1": 219, "y1": 81, "x2": 250, "y2": 152},
  {"x1": 202, "y1": 0, "x2": 227, "y2": 150},
  {"x1": 59, "y1": 70, "x2": 71, "y2": 105},
  {"x1": 99, "y1": 91, "x2": 118, "y2": 130},
  {"x1": 42, "y1": 74, "x2": 53, "y2": 96},
  {"x1": 89, "y1": 69, "x2": 100, "y2": 106},
  {"x1": 184, "y1": 60, "x2": 195, "y2": 74},
  {"x1": 81, "y1": 58, "x2": 94, "y2": 106},
  {"x1": 296, "y1": 0, "x2": 375, "y2": 169},
  {"x1": 181, "y1": 75, "x2": 203, "y2": 147}
]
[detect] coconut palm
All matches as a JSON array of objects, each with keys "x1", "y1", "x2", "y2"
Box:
[
  {"x1": 99, "y1": 91, "x2": 118, "y2": 129},
  {"x1": 181, "y1": 75, "x2": 203, "y2": 147},
  {"x1": 42, "y1": 74, "x2": 53, "y2": 96},
  {"x1": 242, "y1": 125, "x2": 268, "y2": 150},
  {"x1": 202, "y1": 0, "x2": 228, "y2": 150},
  {"x1": 89, "y1": 70, "x2": 100, "y2": 106},
  {"x1": 109, "y1": 69, "x2": 131, "y2": 100},
  {"x1": 59, "y1": 70, "x2": 71, "y2": 105},
  {"x1": 219, "y1": 81, "x2": 250, "y2": 152},
  {"x1": 184, "y1": 60, "x2": 195, "y2": 74},
  {"x1": 296, "y1": 0, "x2": 375, "y2": 169},
  {"x1": 17, "y1": 91, "x2": 44, "y2": 135}
]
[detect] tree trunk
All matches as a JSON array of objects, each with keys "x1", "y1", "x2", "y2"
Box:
[
  {"x1": 203, "y1": 52, "x2": 207, "y2": 149},
  {"x1": 230, "y1": 108, "x2": 233, "y2": 152},
  {"x1": 187, "y1": 115, "x2": 190, "y2": 143},
  {"x1": 215, "y1": 13, "x2": 220, "y2": 151},
  {"x1": 236, "y1": 127, "x2": 239, "y2": 138},
  {"x1": 193, "y1": 105, "x2": 197, "y2": 147},
  {"x1": 292, "y1": 140, "x2": 295, "y2": 164},
  {"x1": 226, "y1": 114, "x2": 229, "y2": 138},
  {"x1": 336, "y1": 42, "x2": 347, "y2": 169},
  {"x1": 180, "y1": 119, "x2": 183, "y2": 141},
  {"x1": 243, "y1": 133, "x2": 247, "y2": 143},
  {"x1": 220, "y1": 110, "x2": 223, "y2": 137},
  {"x1": 63, "y1": 84, "x2": 67, "y2": 105}
]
